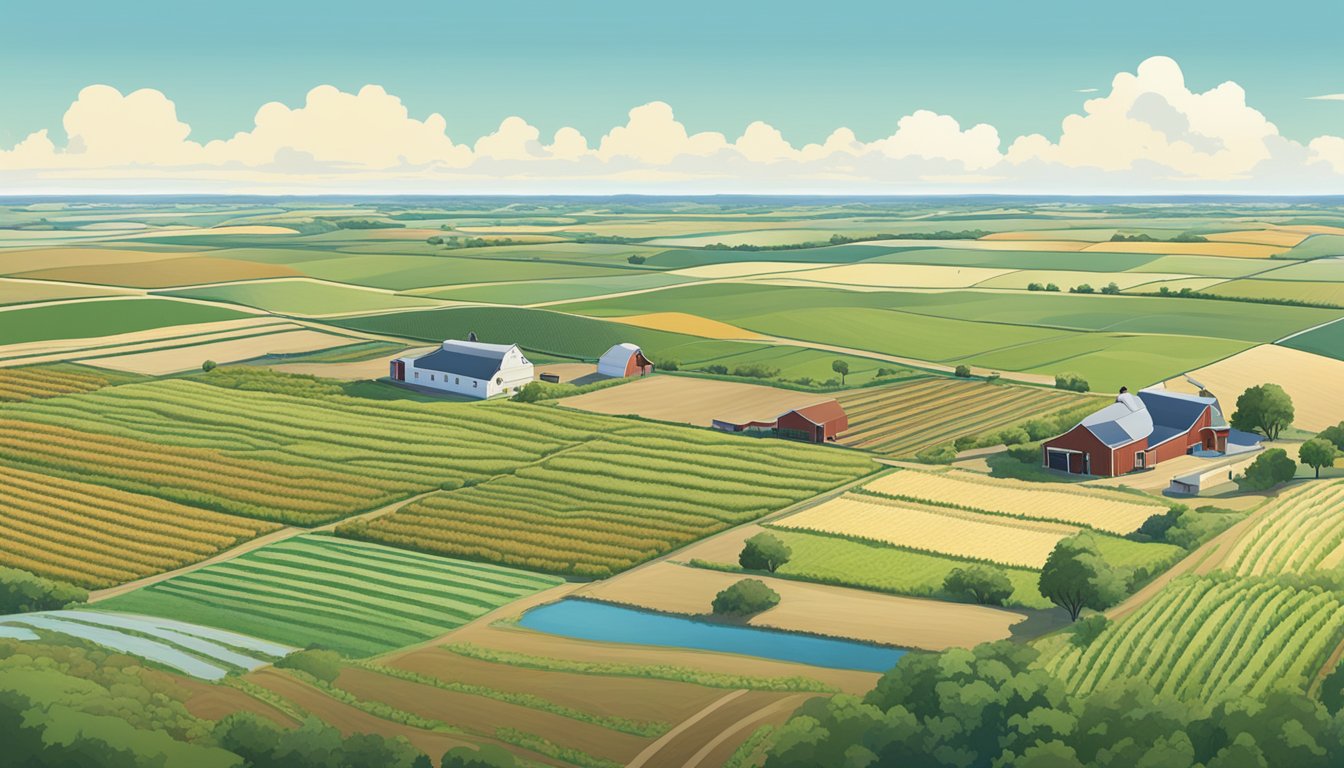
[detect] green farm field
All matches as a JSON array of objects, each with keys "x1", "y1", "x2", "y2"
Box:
[
  {"x1": 100, "y1": 535, "x2": 562, "y2": 656},
  {"x1": 163, "y1": 279, "x2": 445, "y2": 315},
  {"x1": 0, "y1": 298, "x2": 252, "y2": 346}
]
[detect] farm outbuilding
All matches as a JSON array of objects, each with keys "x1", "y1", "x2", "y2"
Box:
[
  {"x1": 711, "y1": 399, "x2": 849, "y2": 444},
  {"x1": 1042, "y1": 386, "x2": 1258, "y2": 477},
  {"x1": 597, "y1": 343, "x2": 653, "y2": 378},
  {"x1": 389, "y1": 338, "x2": 534, "y2": 399},
  {"x1": 777, "y1": 401, "x2": 850, "y2": 443}
]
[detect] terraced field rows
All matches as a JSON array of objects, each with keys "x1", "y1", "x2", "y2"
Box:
[
  {"x1": 774, "y1": 493, "x2": 1078, "y2": 568},
  {"x1": 1045, "y1": 576, "x2": 1344, "y2": 700},
  {"x1": 1222, "y1": 480, "x2": 1344, "y2": 575},
  {"x1": 0, "y1": 364, "x2": 112, "y2": 401},
  {"x1": 101, "y1": 536, "x2": 563, "y2": 657},
  {"x1": 835, "y1": 378, "x2": 1090, "y2": 456},
  {"x1": 342, "y1": 429, "x2": 874, "y2": 576},
  {"x1": 0, "y1": 464, "x2": 279, "y2": 587},
  {"x1": 866, "y1": 469, "x2": 1164, "y2": 534}
]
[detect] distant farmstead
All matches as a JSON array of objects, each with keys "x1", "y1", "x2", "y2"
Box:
[
  {"x1": 597, "y1": 343, "x2": 653, "y2": 378},
  {"x1": 1041, "y1": 385, "x2": 1259, "y2": 477},
  {"x1": 713, "y1": 399, "x2": 849, "y2": 444},
  {"x1": 389, "y1": 338, "x2": 534, "y2": 399}
]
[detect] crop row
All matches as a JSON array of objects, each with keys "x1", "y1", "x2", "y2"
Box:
[
  {"x1": 836, "y1": 378, "x2": 1084, "y2": 456},
  {"x1": 1047, "y1": 575, "x2": 1344, "y2": 701},
  {"x1": 341, "y1": 438, "x2": 872, "y2": 577},
  {"x1": 0, "y1": 365, "x2": 111, "y2": 402},
  {"x1": 773, "y1": 493, "x2": 1078, "y2": 569},
  {"x1": 865, "y1": 469, "x2": 1162, "y2": 534},
  {"x1": 1223, "y1": 480, "x2": 1344, "y2": 576},
  {"x1": 0, "y1": 464, "x2": 278, "y2": 588},
  {"x1": 101, "y1": 536, "x2": 561, "y2": 657}
]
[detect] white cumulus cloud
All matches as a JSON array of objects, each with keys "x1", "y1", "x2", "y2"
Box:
[{"x1": 2, "y1": 57, "x2": 1343, "y2": 193}]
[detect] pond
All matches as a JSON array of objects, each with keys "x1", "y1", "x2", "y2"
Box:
[{"x1": 517, "y1": 599, "x2": 907, "y2": 672}]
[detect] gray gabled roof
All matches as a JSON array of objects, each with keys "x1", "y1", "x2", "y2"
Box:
[
  {"x1": 1080, "y1": 396, "x2": 1154, "y2": 447},
  {"x1": 409, "y1": 340, "x2": 516, "y2": 380}
]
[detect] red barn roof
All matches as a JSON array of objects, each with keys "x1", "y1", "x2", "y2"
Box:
[{"x1": 782, "y1": 400, "x2": 848, "y2": 427}]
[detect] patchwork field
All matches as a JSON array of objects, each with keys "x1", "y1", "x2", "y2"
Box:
[
  {"x1": 101, "y1": 535, "x2": 562, "y2": 657},
  {"x1": 682, "y1": 523, "x2": 1051, "y2": 609},
  {"x1": 13, "y1": 256, "x2": 302, "y2": 288},
  {"x1": 776, "y1": 493, "x2": 1077, "y2": 568},
  {"x1": 339, "y1": 427, "x2": 874, "y2": 576},
  {"x1": 0, "y1": 463, "x2": 279, "y2": 588},
  {"x1": 0, "y1": 278, "x2": 133, "y2": 305},
  {"x1": 1280, "y1": 317, "x2": 1344, "y2": 361},
  {"x1": 558, "y1": 375, "x2": 835, "y2": 427},
  {"x1": 81, "y1": 329, "x2": 360, "y2": 375},
  {"x1": 164, "y1": 279, "x2": 446, "y2": 315},
  {"x1": 0, "y1": 298, "x2": 253, "y2": 346},
  {"x1": 1163, "y1": 343, "x2": 1344, "y2": 431},
  {"x1": 865, "y1": 469, "x2": 1166, "y2": 534},
  {"x1": 834, "y1": 378, "x2": 1093, "y2": 456}
]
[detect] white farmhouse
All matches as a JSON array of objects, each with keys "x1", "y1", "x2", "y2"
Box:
[{"x1": 389, "y1": 338, "x2": 534, "y2": 399}]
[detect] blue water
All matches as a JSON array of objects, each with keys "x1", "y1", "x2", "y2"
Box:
[{"x1": 518, "y1": 599, "x2": 907, "y2": 672}]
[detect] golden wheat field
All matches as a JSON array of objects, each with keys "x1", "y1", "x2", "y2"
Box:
[
  {"x1": 1083, "y1": 241, "x2": 1286, "y2": 258},
  {"x1": 1163, "y1": 344, "x2": 1344, "y2": 432},
  {"x1": 0, "y1": 463, "x2": 280, "y2": 588},
  {"x1": 1203, "y1": 230, "x2": 1311, "y2": 247},
  {"x1": 607, "y1": 311, "x2": 767, "y2": 339},
  {"x1": 83, "y1": 329, "x2": 357, "y2": 375},
  {"x1": 774, "y1": 493, "x2": 1077, "y2": 568},
  {"x1": 865, "y1": 469, "x2": 1164, "y2": 534}
]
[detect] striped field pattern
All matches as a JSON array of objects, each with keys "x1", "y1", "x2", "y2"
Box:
[
  {"x1": 100, "y1": 535, "x2": 563, "y2": 657},
  {"x1": 1044, "y1": 575, "x2": 1344, "y2": 701},
  {"x1": 835, "y1": 378, "x2": 1092, "y2": 456},
  {"x1": 1222, "y1": 480, "x2": 1344, "y2": 575},
  {"x1": 773, "y1": 492, "x2": 1079, "y2": 568},
  {"x1": 0, "y1": 364, "x2": 111, "y2": 401},
  {"x1": 865, "y1": 469, "x2": 1164, "y2": 534},
  {"x1": 0, "y1": 464, "x2": 279, "y2": 588},
  {"x1": 341, "y1": 428, "x2": 876, "y2": 577}
]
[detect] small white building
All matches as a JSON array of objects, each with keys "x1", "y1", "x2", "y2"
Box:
[
  {"x1": 390, "y1": 339, "x2": 534, "y2": 399},
  {"x1": 597, "y1": 343, "x2": 653, "y2": 378}
]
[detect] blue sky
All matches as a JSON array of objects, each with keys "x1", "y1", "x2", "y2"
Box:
[{"x1": 2, "y1": 0, "x2": 1341, "y2": 149}]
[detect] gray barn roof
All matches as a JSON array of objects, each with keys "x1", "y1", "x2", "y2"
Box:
[
  {"x1": 410, "y1": 340, "x2": 515, "y2": 380},
  {"x1": 1076, "y1": 388, "x2": 1219, "y2": 449}
]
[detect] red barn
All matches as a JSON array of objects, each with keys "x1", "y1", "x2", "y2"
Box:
[
  {"x1": 598, "y1": 343, "x2": 653, "y2": 378},
  {"x1": 1041, "y1": 387, "x2": 1231, "y2": 477},
  {"x1": 775, "y1": 400, "x2": 849, "y2": 444}
]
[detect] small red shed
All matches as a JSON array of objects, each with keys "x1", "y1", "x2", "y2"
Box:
[{"x1": 776, "y1": 400, "x2": 849, "y2": 443}]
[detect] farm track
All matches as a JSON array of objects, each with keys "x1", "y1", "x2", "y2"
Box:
[{"x1": 87, "y1": 490, "x2": 437, "y2": 603}]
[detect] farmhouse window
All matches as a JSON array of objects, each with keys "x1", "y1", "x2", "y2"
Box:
[
  {"x1": 455, "y1": 377, "x2": 460, "y2": 385},
  {"x1": 430, "y1": 375, "x2": 436, "y2": 381},
  {"x1": 473, "y1": 381, "x2": 478, "y2": 388},
  {"x1": 496, "y1": 377, "x2": 503, "y2": 385},
  {"x1": 414, "y1": 371, "x2": 419, "y2": 379}
]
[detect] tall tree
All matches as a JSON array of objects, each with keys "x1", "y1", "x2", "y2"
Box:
[
  {"x1": 1231, "y1": 383, "x2": 1294, "y2": 440},
  {"x1": 831, "y1": 359, "x2": 849, "y2": 384},
  {"x1": 1038, "y1": 533, "x2": 1125, "y2": 621},
  {"x1": 1299, "y1": 438, "x2": 1337, "y2": 479}
]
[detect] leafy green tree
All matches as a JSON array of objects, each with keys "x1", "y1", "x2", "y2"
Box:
[
  {"x1": 0, "y1": 566, "x2": 86, "y2": 613},
  {"x1": 831, "y1": 359, "x2": 849, "y2": 384},
  {"x1": 1318, "y1": 421, "x2": 1344, "y2": 451},
  {"x1": 739, "y1": 532, "x2": 792, "y2": 573},
  {"x1": 1299, "y1": 437, "x2": 1338, "y2": 478},
  {"x1": 1071, "y1": 283, "x2": 1095, "y2": 294},
  {"x1": 712, "y1": 579, "x2": 780, "y2": 616},
  {"x1": 1038, "y1": 533, "x2": 1125, "y2": 620},
  {"x1": 1070, "y1": 614, "x2": 1110, "y2": 647},
  {"x1": 1101, "y1": 282, "x2": 1122, "y2": 295},
  {"x1": 954, "y1": 364, "x2": 972, "y2": 377},
  {"x1": 1046, "y1": 282, "x2": 1061, "y2": 292},
  {"x1": 1237, "y1": 448, "x2": 1296, "y2": 490},
  {"x1": 1054, "y1": 372, "x2": 1090, "y2": 393},
  {"x1": 942, "y1": 565, "x2": 1012, "y2": 605},
  {"x1": 1231, "y1": 383, "x2": 1294, "y2": 440},
  {"x1": 201, "y1": 359, "x2": 217, "y2": 372},
  {"x1": 275, "y1": 648, "x2": 343, "y2": 683}
]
